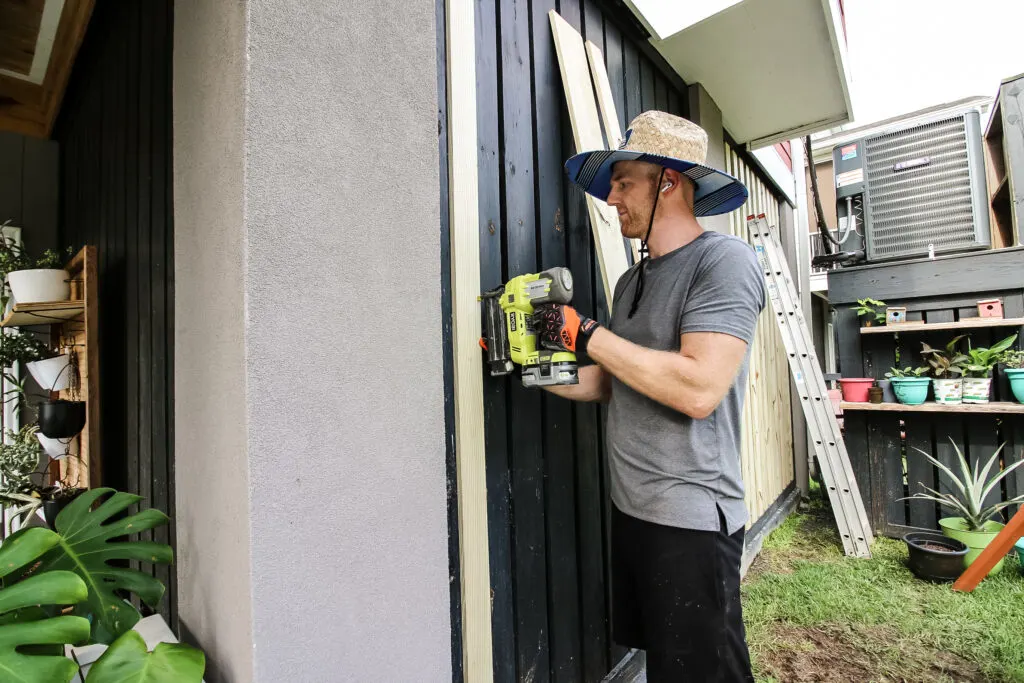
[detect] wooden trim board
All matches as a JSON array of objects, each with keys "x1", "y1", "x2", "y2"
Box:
[
  {"x1": 446, "y1": 0, "x2": 493, "y2": 680},
  {"x1": 585, "y1": 40, "x2": 641, "y2": 265},
  {"x1": 840, "y1": 401, "x2": 1024, "y2": 414},
  {"x1": 550, "y1": 10, "x2": 631, "y2": 310},
  {"x1": 860, "y1": 317, "x2": 1024, "y2": 335}
]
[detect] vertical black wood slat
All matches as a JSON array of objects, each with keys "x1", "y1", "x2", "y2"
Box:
[
  {"x1": 435, "y1": 0, "x2": 463, "y2": 676},
  {"x1": 602, "y1": 22, "x2": 625, "y2": 133},
  {"x1": 163, "y1": 0, "x2": 178, "y2": 630},
  {"x1": 904, "y1": 417, "x2": 937, "y2": 530},
  {"x1": 475, "y1": 0, "x2": 516, "y2": 679},
  {"x1": 559, "y1": 0, "x2": 614, "y2": 679},
  {"x1": 534, "y1": 1, "x2": 585, "y2": 681},
  {"x1": 639, "y1": 58, "x2": 655, "y2": 112},
  {"x1": 621, "y1": 38, "x2": 640, "y2": 124},
  {"x1": 0, "y1": 134, "x2": 24, "y2": 221},
  {"x1": 654, "y1": 74, "x2": 668, "y2": 111},
  {"x1": 150, "y1": 0, "x2": 173, "y2": 621},
  {"x1": 578, "y1": 5, "x2": 614, "y2": 679},
  {"x1": 20, "y1": 138, "x2": 59, "y2": 248},
  {"x1": 1004, "y1": 417, "x2": 1024, "y2": 518},
  {"x1": 862, "y1": 334, "x2": 899, "y2": 530},
  {"x1": 501, "y1": 1, "x2": 551, "y2": 680},
  {"x1": 836, "y1": 307, "x2": 872, "y2": 519}
]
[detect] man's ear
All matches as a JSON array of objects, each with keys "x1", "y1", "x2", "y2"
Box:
[{"x1": 661, "y1": 168, "x2": 684, "y2": 195}]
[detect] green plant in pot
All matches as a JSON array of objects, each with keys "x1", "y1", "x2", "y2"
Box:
[
  {"x1": 884, "y1": 366, "x2": 931, "y2": 405},
  {"x1": 921, "y1": 336, "x2": 968, "y2": 404},
  {"x1": 999, "y1": 348, "x2": 1024, "y2": 404},
  {"x1": 902, "y1": 439, "x2": 1024, "y2": 575},
  {"x1": 0, "y1": 488, "x2": 206, "y2": 681},
  {"x1": 851, "y1": 297, "x2": 887, "y2": 327},
  {"x1": 0, "y1": 226, "x2": 73, "y2": 308},
  {"x1": 0, "y1": 424, "x2": 84, "y2": 531},
  {"x1": 962, "y1": 334, "x2": 1017, "y2": 404}
]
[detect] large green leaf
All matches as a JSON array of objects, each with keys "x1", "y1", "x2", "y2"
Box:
[
  {"x1": 36, "y1": 488, "x2": 174, "y2": 644},
  {"x1": 86, "y1": 631, "x2": 204, "y2": 683},
  {"x1": 0, "y1": 527, "x2": 90, "y2": 683}
]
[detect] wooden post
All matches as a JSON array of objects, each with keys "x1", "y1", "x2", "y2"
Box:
[
  {"x1": 953, "y1": 505, "x2": 1024, "y2": 592},
  {"x1": 446, "y1": 0, "x2": 494, "y2": 679}
]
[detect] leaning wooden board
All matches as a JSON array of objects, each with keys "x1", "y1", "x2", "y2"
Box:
[
  {"x1": 584, "y1": 39, "x2": 642, "y2": 265},
  {"x1": 549, "y1": 10, "x2": 631, "y2": 309}
]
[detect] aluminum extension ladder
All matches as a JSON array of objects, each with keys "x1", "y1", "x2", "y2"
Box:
[{"x1": 747, "y1": 215, "x2": 874, "y2": 558}]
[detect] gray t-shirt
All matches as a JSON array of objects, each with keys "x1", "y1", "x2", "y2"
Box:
[{"x1": 605, "y1": 230, "x2": 765, "y2": 535}]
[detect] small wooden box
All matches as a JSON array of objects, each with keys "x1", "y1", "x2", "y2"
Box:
[
  {"x1": 886, "y1": 307, "x2": 907, "y2": 325},
  {"x1": 977, "y1": 299, "x2": 1003, "y2": 319}
]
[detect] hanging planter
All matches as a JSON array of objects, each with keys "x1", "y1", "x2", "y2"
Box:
[
  {"x1": 39, "y1": 486, "x2": 85, "y2": 530},
  {"x1": 36, "y1": 432, "x2": 77, "y2": 460},
  {"x1": 26, "y1": 353, "x2": 74, "y2": 393},
  {"x1": 38, "y1": 399, "x2": 86, "y2": 439}
]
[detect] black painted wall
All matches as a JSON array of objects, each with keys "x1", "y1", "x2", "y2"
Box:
[
  {"x1": 474, "y1": 1, "x2": 689, "y2": 681},
  {"x1": 53, "y1": 0, "x2": 176, "y2": 627}
]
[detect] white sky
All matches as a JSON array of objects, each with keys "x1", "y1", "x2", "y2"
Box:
[{"x1": 844, "y1": 0, "x2": 1024, "y2": 125}]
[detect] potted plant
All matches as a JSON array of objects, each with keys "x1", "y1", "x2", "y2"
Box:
[
  {"x1": 903, "y1": 439, "x2": 1024, "y2": 576},
  {"x1": 0, "y1": 231, "x2": 73, "y2": 306},
  {"x1": 903, "y1": 531, "x2": 969, "y2": 582},
  {"x1": 998, "y1": 348, "x2": 1024, "y2": 403},
  {"x1": 962, "y1": 334, "x2": 1018, "y2": 404},
  {"x1": 851, "y1": 297, "x2": 887, "y2": 327},
  {"x1": 884, "y1": 366, "x2": 931, "y2": 405},
  {"x1": 838, "y1": 377, "x2": 875, "y2": 402},
  {"x1": 921, "y1": 336, "x2": 967, "y2": 404},
  {"x1": 25, "y1": 347, "x2": 77, "y2": 394},
  {"x1": 0, "y1": 424, "x2": 84, "y2": 530}
]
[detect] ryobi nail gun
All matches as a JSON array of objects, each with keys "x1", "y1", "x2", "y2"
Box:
[{"x1": 479, "y1": 268, "x2": 579, "y2": 387}]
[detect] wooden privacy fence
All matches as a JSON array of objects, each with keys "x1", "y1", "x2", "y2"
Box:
[
  {"x1": 830, "y1": 249, "x2": 1024, "y2": 538},
  {"x1": 725, "y1": 147, "x2": 796, "y2": 523}
]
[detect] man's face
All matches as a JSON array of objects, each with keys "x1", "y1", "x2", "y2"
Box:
[{"x1": 606, "y1": 161, "x2": 660, "y2": 239}]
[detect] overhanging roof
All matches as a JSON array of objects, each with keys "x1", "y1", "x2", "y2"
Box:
[{"x1": 625, "y1": 0, "x2": 854, "y2": 149}]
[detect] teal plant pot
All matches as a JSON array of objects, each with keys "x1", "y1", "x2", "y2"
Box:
[
  {"x1": 939, "y1": 517, "x2": 1005, "y2": 576},
  {"x1": 1006, "y1": 368, "x2": 1024, "y2": 404},
  {"x1": 1016, "y1": 536, "x2": 1024, "y2": 573},
  {"x1": 890, "y1": 377, "x2": 930, "y2": 405}
]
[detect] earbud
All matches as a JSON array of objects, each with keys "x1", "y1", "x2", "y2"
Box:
[{"x1": 661, "y1": 182, "x2": 673, "y2": 193}]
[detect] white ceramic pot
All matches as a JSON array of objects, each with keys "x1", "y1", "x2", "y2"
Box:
[
  {"x1": 26, "y1": 354, "x2": 73, "y2": 392},
  {"x1": 963, "y1": 377, "x2": 992, "y2": 404},
  {"x1": 36, "y1": 432, "x2": 76, "y2": 460},
  {"x1": 932, "y1": 378, "x2": 963, "y2": 404},
  {"x1": 7, "y1": 269, "x2": 71, "y2": 304}
]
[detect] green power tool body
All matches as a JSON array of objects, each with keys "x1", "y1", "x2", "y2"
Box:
[{"x1": 480, "y1": 267, "x2": 579, "y2": 387}]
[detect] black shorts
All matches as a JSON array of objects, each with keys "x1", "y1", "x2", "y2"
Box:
[{"x1": 611, "y1": 504, "x2": 754, "y2": 683}]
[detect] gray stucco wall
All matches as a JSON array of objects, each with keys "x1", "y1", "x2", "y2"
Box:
[
  {"x1": 174, "y1": 1, "x2": 451, "y2": 681},
  {"x1": 172, "y1": 1, "x2": 253, "y2": 682}
]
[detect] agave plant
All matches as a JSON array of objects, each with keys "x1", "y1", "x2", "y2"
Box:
[
  {"x1": 920, "y1": 336, "x2": 968, "y2": 378},
  {"x1": 902, "y1": 438, "x2": 1024, "y2": 531}
]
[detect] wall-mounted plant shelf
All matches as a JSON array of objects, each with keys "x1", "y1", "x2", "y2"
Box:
[
  {"x1": 841, "y1": 401, "x2": 1024, "y2": 414},
  {"x1": 0, "y1": 301, "x2": 85, "y2": 327},
  {"x1": 860, "y1": 317, "x2": 1024, "y2": 335}
]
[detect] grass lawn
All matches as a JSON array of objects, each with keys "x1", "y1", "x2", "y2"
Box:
[{"x1": 742, "y1": 491, "x2": 1024, "y2": 682}]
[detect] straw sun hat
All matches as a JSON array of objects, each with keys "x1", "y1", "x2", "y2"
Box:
[{"x1": 564, "y1": 111, "x2": 748, "y2": 216}]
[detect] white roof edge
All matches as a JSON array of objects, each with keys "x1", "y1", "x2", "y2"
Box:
[
  {"x1": 749, "y1": 147, "x2": 797, "y2": 206},
  {"x1": 820, "y1": 0, "x2": 855, "y2": 125}
]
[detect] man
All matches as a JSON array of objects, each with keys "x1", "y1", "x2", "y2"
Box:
[{"x1": 533, "y1": 111, "x2": 765, "y2": 682}]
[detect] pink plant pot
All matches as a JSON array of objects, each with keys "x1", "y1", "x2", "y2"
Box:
[{"x1": 839, "y1": 378, "x2": 874, "y2": 403}]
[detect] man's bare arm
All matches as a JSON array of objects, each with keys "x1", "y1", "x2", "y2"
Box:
[
  {"x1": 542, "y1": 364, "x2": 611, "y2": 402},
  {"x1": 585, "y1": 328, "x2": 748, "y2": 419}
]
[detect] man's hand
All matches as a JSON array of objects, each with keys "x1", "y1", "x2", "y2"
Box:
[{"x1": 533, "y1": 304, "x2": 600, "y2": 353}]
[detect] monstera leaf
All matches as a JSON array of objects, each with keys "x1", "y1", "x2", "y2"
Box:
[
  {"x1": 36, "y1": 488, "x2": 174, "y2": 644},
  {"x1": 0, "y1": 527, "x2": 90, "y2": 683},
  {"x1": 86, "y1": 631, "x2": 205, "y2": 683}
]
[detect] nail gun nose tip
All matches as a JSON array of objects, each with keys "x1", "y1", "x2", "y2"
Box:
[{"x1": 479, "y1": 338, "x2": 488, "y2": 351}]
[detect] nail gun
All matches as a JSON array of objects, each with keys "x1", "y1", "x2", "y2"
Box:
[{"x1": 479, "y1": 267, "x2": 579, "y2": 387}]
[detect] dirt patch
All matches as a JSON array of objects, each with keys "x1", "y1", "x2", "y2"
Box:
[{"x1": 755, "y1": 624, "x2": 989, "y2": 683}]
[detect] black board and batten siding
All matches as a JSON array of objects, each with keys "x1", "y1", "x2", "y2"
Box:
[
  {"x1": 471, "y1": 1, "x2": 687, "y2": 681},
  {"x1": 53, "y1": 0, "x2": 176, "y2": 628},
  {"x1": 829, "y1": 248, "x2": 1024, "y2": 539}
]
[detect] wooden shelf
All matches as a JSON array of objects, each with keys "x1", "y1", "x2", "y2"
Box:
[
  {"x1": 0, "y1": 300, "x2": 85, "y2": 327},
  {"x1": 841, "y1": 401, "x2": 1024, "y2": 414},
  {"x1": 861, "y1": 317, "x2": 1024, "y2": 334}
]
